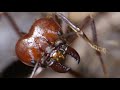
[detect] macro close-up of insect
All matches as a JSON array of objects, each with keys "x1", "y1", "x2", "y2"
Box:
[{"x1": 0, "y1": 12, "x2": 120, "y2": 78}]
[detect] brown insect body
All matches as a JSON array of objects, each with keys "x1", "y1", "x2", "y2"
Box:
[
  {"x1": 16, "y1": 18, "x2": 61, "y2": 65},
  {"x1": 16, "y1": 17, "x2": 80, "y2": 73}
]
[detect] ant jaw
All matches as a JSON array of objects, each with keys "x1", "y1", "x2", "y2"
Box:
[
  {"x1": 54, "y1": 44, "x2": 80, "y2": 64},
  {"x1": 49, "y1": 59, "x2": 71, "y2": 73},
  {"x1": 65, "y1": 46, "x2": 80, "y2": 64}
]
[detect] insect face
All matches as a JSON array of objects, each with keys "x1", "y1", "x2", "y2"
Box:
[{"x1": 15, "y1": 17, "x2": 80, "y2": 73}]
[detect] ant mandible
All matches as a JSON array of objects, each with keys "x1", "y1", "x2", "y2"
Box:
[{"x1": 1, "y1": 12, "x2": 108, "y2": 78}]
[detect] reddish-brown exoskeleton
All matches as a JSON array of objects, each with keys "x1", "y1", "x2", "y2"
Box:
[
  {"x1": 15, "y1": 16, "x2": 80, "y2": 74},
  {"x1": 1, "y1": 12, "x2": 107, "y2": 78}
]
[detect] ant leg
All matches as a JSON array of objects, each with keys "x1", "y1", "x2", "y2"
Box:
[
  {"x1": 46, "y1": 12, "x2": 69, "y2": 32},
  {"x1": 78, "y1": 15, "x2": 108, "y2": 77},
  {"x1": 53, "y1": 13, "x2": 62, "y2": 26},
  {"x1": 56, "y1": 13, "x2": 106, "y2": 54},
  {"x1": 1, "y1": 12, "x2": 26, "y2": 37},
  {"x1": 56, "y1": 13, "x2": 108, "y2": 77},
  {"x1": 89, "y1": 16, "x2": 108, "y2": 78},
  {"x1": 62, "y1": 15, "x2": 93, "y2": 44},
  {"x1": 69, "y1": 15, "x2": 108, "y2": 78}
]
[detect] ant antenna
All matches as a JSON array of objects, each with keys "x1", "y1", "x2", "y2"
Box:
[{"x1": 29, "y1": 60, "x2": 39, "y2": 78}]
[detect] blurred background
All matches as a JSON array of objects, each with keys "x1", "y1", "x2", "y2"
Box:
[{"x1": 0, "y1": 12, "x2": 120, "y2": 78}]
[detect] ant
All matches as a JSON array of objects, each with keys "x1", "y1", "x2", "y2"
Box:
[{"x1": 0, "y1": 12, "x2": 108, "y2": 78}]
